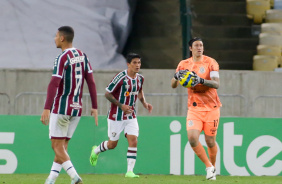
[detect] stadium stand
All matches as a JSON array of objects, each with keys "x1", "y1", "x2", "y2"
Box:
[
  {"x1": 261, "y1": 22, "x2": 282, "y2": 34},
  {"x1": 190, "y1": 0, "x2": 257, "y2": 70},
  {"x1": 124, "y1": 0, "x2": 182, "y2": 69},
  {"x1": 257, "y1": 45, "x2": 282, "y2": 66},
  {"x1": 265, "y1": 9, "x2": 282, "y2": 22},
  {"x1": 259, "y1": 33, "x2": 282, "y2": 46},
  {"x1": 248, "y1": 1, "x2": 282, "y2": 70},
  {"x1": 253, "y1": 55, "x2": 279, "y2": 70},
  {"x1": 246, "y1": 0, "x2": 271, "y2": 24}
]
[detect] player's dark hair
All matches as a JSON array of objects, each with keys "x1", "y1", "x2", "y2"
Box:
[
  {"x1": 58, "y1": 26, "x2": 74, "y2": 43},
  {"x1": 126, "y1": 53, "x2": 141, "y2": 63},
  {"x1": 188, "y1": 37, "x2": 203, "y2": 57},
  {"x1": 188, "y1": 37, "x2": 202, "y2": 47}
]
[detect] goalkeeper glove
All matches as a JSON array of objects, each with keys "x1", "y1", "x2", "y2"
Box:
[
  {"x1": 174, "y1": 69, "x2": 189, "y2": 81},
  {"x1": 191, "y1": 71, "x2": 204, "y2": 87}
]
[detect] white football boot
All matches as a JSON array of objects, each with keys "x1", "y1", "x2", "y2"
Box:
[
  {"x1": 44, "y1": 178, "x2": 55, "y2": 184},
  {"x1": 206, "y1": 166, "x2": 216, "y2": 180},
  {"x1": 71, "y1": 174, "x2": 83, "y2": 184}
]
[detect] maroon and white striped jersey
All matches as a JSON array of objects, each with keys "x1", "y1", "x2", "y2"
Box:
[
  {"x1": 51, "y1": 48, "x2": 92, "y2": 116},
  {"x1": 106, "y1": 70, "x2": 144, "y2": 121}
]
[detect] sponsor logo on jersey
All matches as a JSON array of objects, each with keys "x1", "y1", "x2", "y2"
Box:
[
  {"x1": 112, "y1": 72, "x2": 125, "y2": 84},
  {"x1": 124, "y1": 91, "x2": 138, "y2": 97},
  {"x1": 69, "y1": 56, "x2": 85, "y2": 65},
  {"x1": 70, "y1": 103, "x2": 82, "y2": 109}
]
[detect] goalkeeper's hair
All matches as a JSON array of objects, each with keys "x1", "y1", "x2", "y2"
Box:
[
  {"x1": 188, "y1": 37, "x2": 202, "y2": 47},
  {"x1": 126, "y1": 53, "x2": 141, "y2": 63},
  {"x1": 58, "y1": 26, "x2": 74, "y2": 43},
  {"x1": 188, "y1": 37, "x2": 203, "y2": 57}
]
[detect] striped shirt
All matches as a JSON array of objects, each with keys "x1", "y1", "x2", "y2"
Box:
[
  {"x1": 106, "y1": 70, "x2": 144, "y2": 121},
  {"x1": 51, "y1": 48, "x2": 93, "y2": 116}
]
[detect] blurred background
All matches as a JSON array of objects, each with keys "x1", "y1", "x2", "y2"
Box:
[
  {"x1": 0, "y1": 0, "x2": 281, "y2": 177},
  {"x1": 1, "y1": 0, "x2": 282, "y2": 118}
]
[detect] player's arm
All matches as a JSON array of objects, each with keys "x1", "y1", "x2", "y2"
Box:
[
  {"x1": 192, "y1": 71, "x2": 220, "y2": 89},
  {"x1": 85, "y1": 72, "x2": 98, "y2": 126},
  {"x1": 40, "y1": 76, "x2": 61, "y2": 125},
  {"x1": 203, "y1": 76, "x2": 220, "y2": 89},
  {"x1": 138, "y1": 89, "x2": 153, "y2": 113},
  {"x1": 171, "y1": 69, "x2": 188, "y2": 88},
  {"x1": 105, "y1": 91, "x2": 133, "y2": 114},
  {"x1": 171, "y1": 78, "x2": 179, "y2": 88}
]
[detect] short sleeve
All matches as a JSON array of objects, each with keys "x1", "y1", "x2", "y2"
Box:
[
  {"x1": 210, "y1": 59, "x2": 219, "y2": 72},
  {"x1": 176, "y1": 60, "x2": 186, "y2": 72},
  {"x1": 52, "y1": 54, "x2": 66, "y2": 78}
]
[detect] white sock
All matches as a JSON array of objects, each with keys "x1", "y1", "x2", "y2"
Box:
[
  {"x1": 47, "y1": 162, "x2": 62, "y2": 180},
  {"x1": 95, "y1": 141, "x2": 109, "y2": 154},
  {"x1": 127, "y1": 147, "x2": 137, "y2": 172},
  {"x1": 62, "y1": 160, "x2": 78, "y2": 179}
]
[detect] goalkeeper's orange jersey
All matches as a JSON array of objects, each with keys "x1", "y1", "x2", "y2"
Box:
[{"x1": 176, "y1": 55, "x2": 222, "y2": 111}]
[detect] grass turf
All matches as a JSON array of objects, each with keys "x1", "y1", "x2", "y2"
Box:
[{"x1": 0, "y1": 174, "x2": 281, "y2": 184}]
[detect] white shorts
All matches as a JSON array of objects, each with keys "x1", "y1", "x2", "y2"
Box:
[
  {"x1": 108, "y1": 118, "x2": 139, "y2": 141},
  {"x1": 49, "y1": 113, "x2": 80, "y2": 140}
]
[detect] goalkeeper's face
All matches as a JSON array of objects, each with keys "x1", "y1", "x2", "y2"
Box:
[
  {"x1": 190, "y1": 41, "x2": 204, "y2": 57},
  {"x1": 127, "y1": 58, "x2": 141, "y2": 73}
]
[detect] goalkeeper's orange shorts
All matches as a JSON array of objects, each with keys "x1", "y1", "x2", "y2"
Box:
[{"x1": 186, "y1": 108, "x2": 220, "y2": 136}]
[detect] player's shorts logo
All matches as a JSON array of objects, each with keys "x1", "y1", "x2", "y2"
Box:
[
  {"x1": 112, "y1": 132, "x2": 117, "y2": 137},
  {"x1": 199, "y1": 66, "x2": 205, "y2": 74},
  {"x1": 188, "y1": 120, "x2": 194, "y2": 127},
  {"x1": 210, "y1": 128, "x2": 217, "y2": 135}
]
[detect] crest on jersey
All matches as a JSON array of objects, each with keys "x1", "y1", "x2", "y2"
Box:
[
  {"x1": 124, "y1": 78, "x2": 130, "y2": 90},
  {"x1": 199, "y1": 66, "x2": 205, "y2": 74}
]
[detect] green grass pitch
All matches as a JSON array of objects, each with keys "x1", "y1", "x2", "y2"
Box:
[{"x1": 0, "y1": 174, "x2": 281, "y2": 184}]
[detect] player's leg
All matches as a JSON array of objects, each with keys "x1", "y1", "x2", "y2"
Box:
[
  {"x1": 46, "y1": 138, "x2": 70, "y2": 183},
  {"x1": 203, "y1": 108, "x2": 220, "y2": 180},
  {"x1": 65, "y1": 116, "x2": 82, "y2": 184},
  {"x1": 90, "y1": 119, "x2": 124, "y2": 166},
  {"x1": 187, "y1": 110, "x2": 214, "y2": 180},
  {"x1": 187, "y1": 129, "x2": 212, "y2": 168},
  {"x1": 124, "y1": 118, "x2": 139, "y2": 178},
  {"x1": 45, "y1": 113, "x2": 69, "y2": 183},
  {"x1": 45, "y1": 161, "x2": 62, "y2": 184},
  {"x1": 187, "y1": 111, "x2": 213, "y2": 169}
]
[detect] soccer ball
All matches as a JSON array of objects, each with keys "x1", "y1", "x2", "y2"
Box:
[{"x1": 179, "y1": 71, "x2": 194, "y2": 88}]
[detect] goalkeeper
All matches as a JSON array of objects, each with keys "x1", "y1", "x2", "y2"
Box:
[{"x1": 171, "y1": 37, "x2": 221, "y2": 180}]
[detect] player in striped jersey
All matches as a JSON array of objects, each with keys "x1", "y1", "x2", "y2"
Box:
[
  {"x1": 90, "y1": 53, "x2": 153, "y2": 178},
  {"x1": 40, "y1": 26, "x2": 98, "y2": 184}
]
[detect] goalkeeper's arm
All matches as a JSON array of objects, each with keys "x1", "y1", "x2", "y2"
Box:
[
  {"x1": 192, "y1": 71, "x2": 220, "y2": 89},
  {"x1": 171, "y1": 77, "x2": 179, "y2": 88},
  {"x1": 203, "y1": 77, "x2": 220, "y2": 89},
  {"x1": 171, "y1": 70, "x2": 188, "y2": 88}
]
